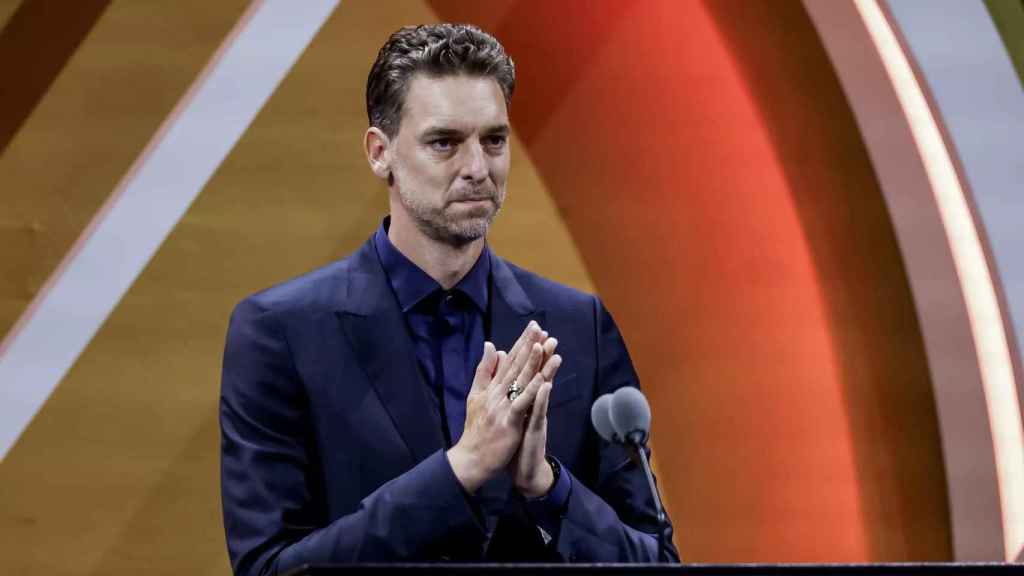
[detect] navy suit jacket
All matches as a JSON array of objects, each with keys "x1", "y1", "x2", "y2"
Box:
[{"x1": 220, "y1": 236, "x2": 679, "y2": 575}]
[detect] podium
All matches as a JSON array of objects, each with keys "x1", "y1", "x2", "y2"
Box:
[{"x1": 285, "y1": 564, "x2": 1018, "y2": 576}]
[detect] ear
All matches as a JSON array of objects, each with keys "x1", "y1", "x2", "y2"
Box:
[{"x1": 364, "y1": 127, "x2": 392, "y2": 182}]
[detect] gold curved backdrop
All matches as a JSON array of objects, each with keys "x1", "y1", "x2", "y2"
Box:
[{"x1": 3, "y1": 0, "x2": 1024, "y2": 573}]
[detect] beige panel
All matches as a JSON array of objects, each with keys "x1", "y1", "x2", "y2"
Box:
[
  {"x1": 0, "y1": 1, "x2": 591, "y2": 575},
  {"x1": 0, "y1": 0, "x2": 248, "y2": 574},
  {"x1": 0, "y1": 0, "x2": 248, "y2": 340},
  {"x1": 0, "y1": 0, "x2": 21, "y2": 29}
]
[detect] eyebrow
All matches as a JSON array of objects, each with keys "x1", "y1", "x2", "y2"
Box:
[
  {"x1": 419, "y1": 124, "x2": 510, "y2": 140},
  {"x1": 483, "y1": 124, "x2": 510, "y2": 136},
  {"x1": 420, "y1": 127, "x2": 464, "y2": 140}
]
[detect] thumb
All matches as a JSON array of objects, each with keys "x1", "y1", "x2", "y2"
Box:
[{"x1": 471, "y1": 341, "x2": 498, "y2": 392}]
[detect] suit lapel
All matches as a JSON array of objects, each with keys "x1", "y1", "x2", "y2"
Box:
[
  {"x1": 335, "y1": 240, "x2": 445, "y2": 465},
  {"x1": 332, "y1": 244, "x2": 547, "y2": 472},
  {"x1": 477, "y1": 254, "x2": 546, "y2": 527},
  {"x1": 489, "y1": 254, "x2": 577, "y2": 413},
  {"x1": 488, "y1": 253, "x2": 545, "y2": 353}
]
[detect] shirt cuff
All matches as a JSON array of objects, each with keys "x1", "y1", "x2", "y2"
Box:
[{"x1": 523, "y1": 457, "x2": 572, "y2": 544}]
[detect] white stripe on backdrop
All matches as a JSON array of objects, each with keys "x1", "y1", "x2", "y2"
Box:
[{"x1": 0, "y1": 0, "x2": 341, "y2": 460}]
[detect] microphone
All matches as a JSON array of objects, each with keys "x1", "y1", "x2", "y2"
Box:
[
  {"x1": 590, "y1": 393, "x2": 618, "y2": 443},
  {"x1": 592, "y1": 387, "x2": 671, "y2": 561},
  {"x1": 609, "y1": 386, "x2": 651, "y2": 446}
]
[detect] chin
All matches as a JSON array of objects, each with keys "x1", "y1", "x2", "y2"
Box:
[
  {"x1": 446, "y1": 221, "x2": 490, "y2": 246},
  {"x1": 447, "y1": 204, "x2": 498, "y2": 237},
  {"x1": 408, "y1": 199, "x2": 502, "y2": 247},
  {"x1": 410, "y1": 215, "x2": 489, "y2": 247},
  {"x1": 440, "y1": 214, "x2": 496, "y2": 246}
]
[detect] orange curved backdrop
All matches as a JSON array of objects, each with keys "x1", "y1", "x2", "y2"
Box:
[
  {"x1": 0, "y1": 1, "x2": 963, "y2": 572},
  {"x1": 432, "y1": 0, "x2": 950, "y2": 561}
]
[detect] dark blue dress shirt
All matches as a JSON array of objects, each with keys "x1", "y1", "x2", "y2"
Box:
[
  {"x1": 374, "y1": 218, "x2": 571, "y2": 542},
  {"x1": 374, "y1": 220, "x2": 488, "y2": 446}
]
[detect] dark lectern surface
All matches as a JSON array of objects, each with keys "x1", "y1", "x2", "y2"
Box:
[{"x1": 285, "y1": 563, "x2": 1018, "y2": 576}]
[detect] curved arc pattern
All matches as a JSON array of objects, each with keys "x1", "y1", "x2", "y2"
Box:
[
  {"x1": 853, "y1": 0, "x2": 1024, "y2": 561},
  {"x1": 805, "y1": 0, "x2": 1024, "y2": 561},
  {"x1": 883, "y1": 0, "x2": 1024, "y2": 561}
]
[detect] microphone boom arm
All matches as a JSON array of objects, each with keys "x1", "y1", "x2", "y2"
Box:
[{"x1": 627, "y1": 435, "x2": 669, "y2": 561}]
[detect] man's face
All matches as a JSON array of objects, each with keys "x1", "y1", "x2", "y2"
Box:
[{"x1": 388, "y1": 74, "x2": 510, "y2": 246}]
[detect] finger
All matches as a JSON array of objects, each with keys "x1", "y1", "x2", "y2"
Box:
[
  {"x1": 510, "y1": 370, "x2": 545, "y2": 418},
  {"x1": 500, "y1": 336, "x2": 541, "y2": 399},
  {"x1": 528, "y1": 379, "x2": 554, "y2": 433},
  {"x1": 501, "y1": 341, "x2": 542, "y2": 405},
  {"x1": 492, "y1": 351, "x2": 508, "y2": 389},
  {"x1": 488, "y1": 350, "x2": 511, "y2": 402},
  {"x1": 540, "y1": 353, "x2": 562, "y2": 382},
  {"x1": 501, "y1": 319, "x2": 544, "y2": 375},
  {"x1": 541, "y1": 337, "x2": 558, "y2": 362},
  {"x1": 495, "y1": 321, "x2": 539, "y2": 383},
  {"x1": 514, "y1": 342, "x2": 545, "y2": 390},
  {"x1": 471, "y1": 342, "x2": 498, "y2": 393},
  {"x1": 513, "y1": 322, "x2": 545, "y2": 359},
  {"x1": 496, "y1": 350, "x2": 507, "y2": 375},
  {"x1": 511, "y1": 320, "x2": 542, "y2": 357}
]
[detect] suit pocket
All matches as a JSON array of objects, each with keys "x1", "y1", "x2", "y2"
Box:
[{"x1": 548, "y1": 373, "x2": 579, "y2": 410}]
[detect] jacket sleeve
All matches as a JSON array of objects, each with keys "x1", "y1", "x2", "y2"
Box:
[
  {"x1": 219, "y1": 297, "x2": 485, "y2": 576},
  {"x1": 553, "y1": 297, "x2": 681, "y2": 562}
]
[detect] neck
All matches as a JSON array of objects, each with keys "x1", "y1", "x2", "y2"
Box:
[{"x1": 387, "y1": 209, "x2": 484, "y2": 290}]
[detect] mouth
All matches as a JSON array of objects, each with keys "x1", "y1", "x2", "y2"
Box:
[{"x1": 450, "y1": 196, "x2": 494, "y2": 206}]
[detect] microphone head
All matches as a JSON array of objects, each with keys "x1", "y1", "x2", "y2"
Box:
[
  {"x1": 590, "y1": 393, "x2": 618, "y2": 443},
  {"x1": 610, "y1": 387, "x2": 651, "y2": 445}
]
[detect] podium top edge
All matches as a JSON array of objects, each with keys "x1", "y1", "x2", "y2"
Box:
[{"x1": 285, "y1": 562, "x2": 1021, "y2": 576}]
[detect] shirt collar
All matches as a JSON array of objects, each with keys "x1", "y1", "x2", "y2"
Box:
[{"x1": 374, "y1": 217, "x2": 490, "y2": 314}]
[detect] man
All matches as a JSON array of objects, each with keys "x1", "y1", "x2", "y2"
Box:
[{"x1": 220, "y1": 23, "x2": 678, "y2": 575}]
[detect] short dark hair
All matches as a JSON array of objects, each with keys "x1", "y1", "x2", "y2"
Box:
[{"x1": 366, "y1": 23, "x2": 515, "y2": 138}]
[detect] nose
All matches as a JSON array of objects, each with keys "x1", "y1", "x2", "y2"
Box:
[{"x1": 459, "y1": 140, "x2": 488, "y2": 184}]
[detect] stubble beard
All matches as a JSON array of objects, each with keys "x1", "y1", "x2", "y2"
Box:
[{"x1": 397, "y1": 185, "x2": 504, "y2": 248}]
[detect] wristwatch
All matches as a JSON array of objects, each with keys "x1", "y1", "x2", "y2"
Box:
[
  {"x1": 524, "y1": 455, "x2": 561, "y2": 501},
  {"x1": 544, "y1": 454, "x2": 561, "y2": 492}
]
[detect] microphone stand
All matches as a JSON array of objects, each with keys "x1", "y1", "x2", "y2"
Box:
[{"x1": 626, "y1": 432, "x2": 669, "y2": 562}]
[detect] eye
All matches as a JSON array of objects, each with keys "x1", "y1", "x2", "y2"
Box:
[
  {"x1": 484, "y1": 134, "x2": 508, "y2": 149},
  {"x1": 429, "y1": 138, "x2": 455, "y2": 152}
]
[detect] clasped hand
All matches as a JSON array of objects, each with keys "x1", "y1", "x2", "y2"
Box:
[{"x1": 447, "y1": 321, "x2": 562, "y2": 497}]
